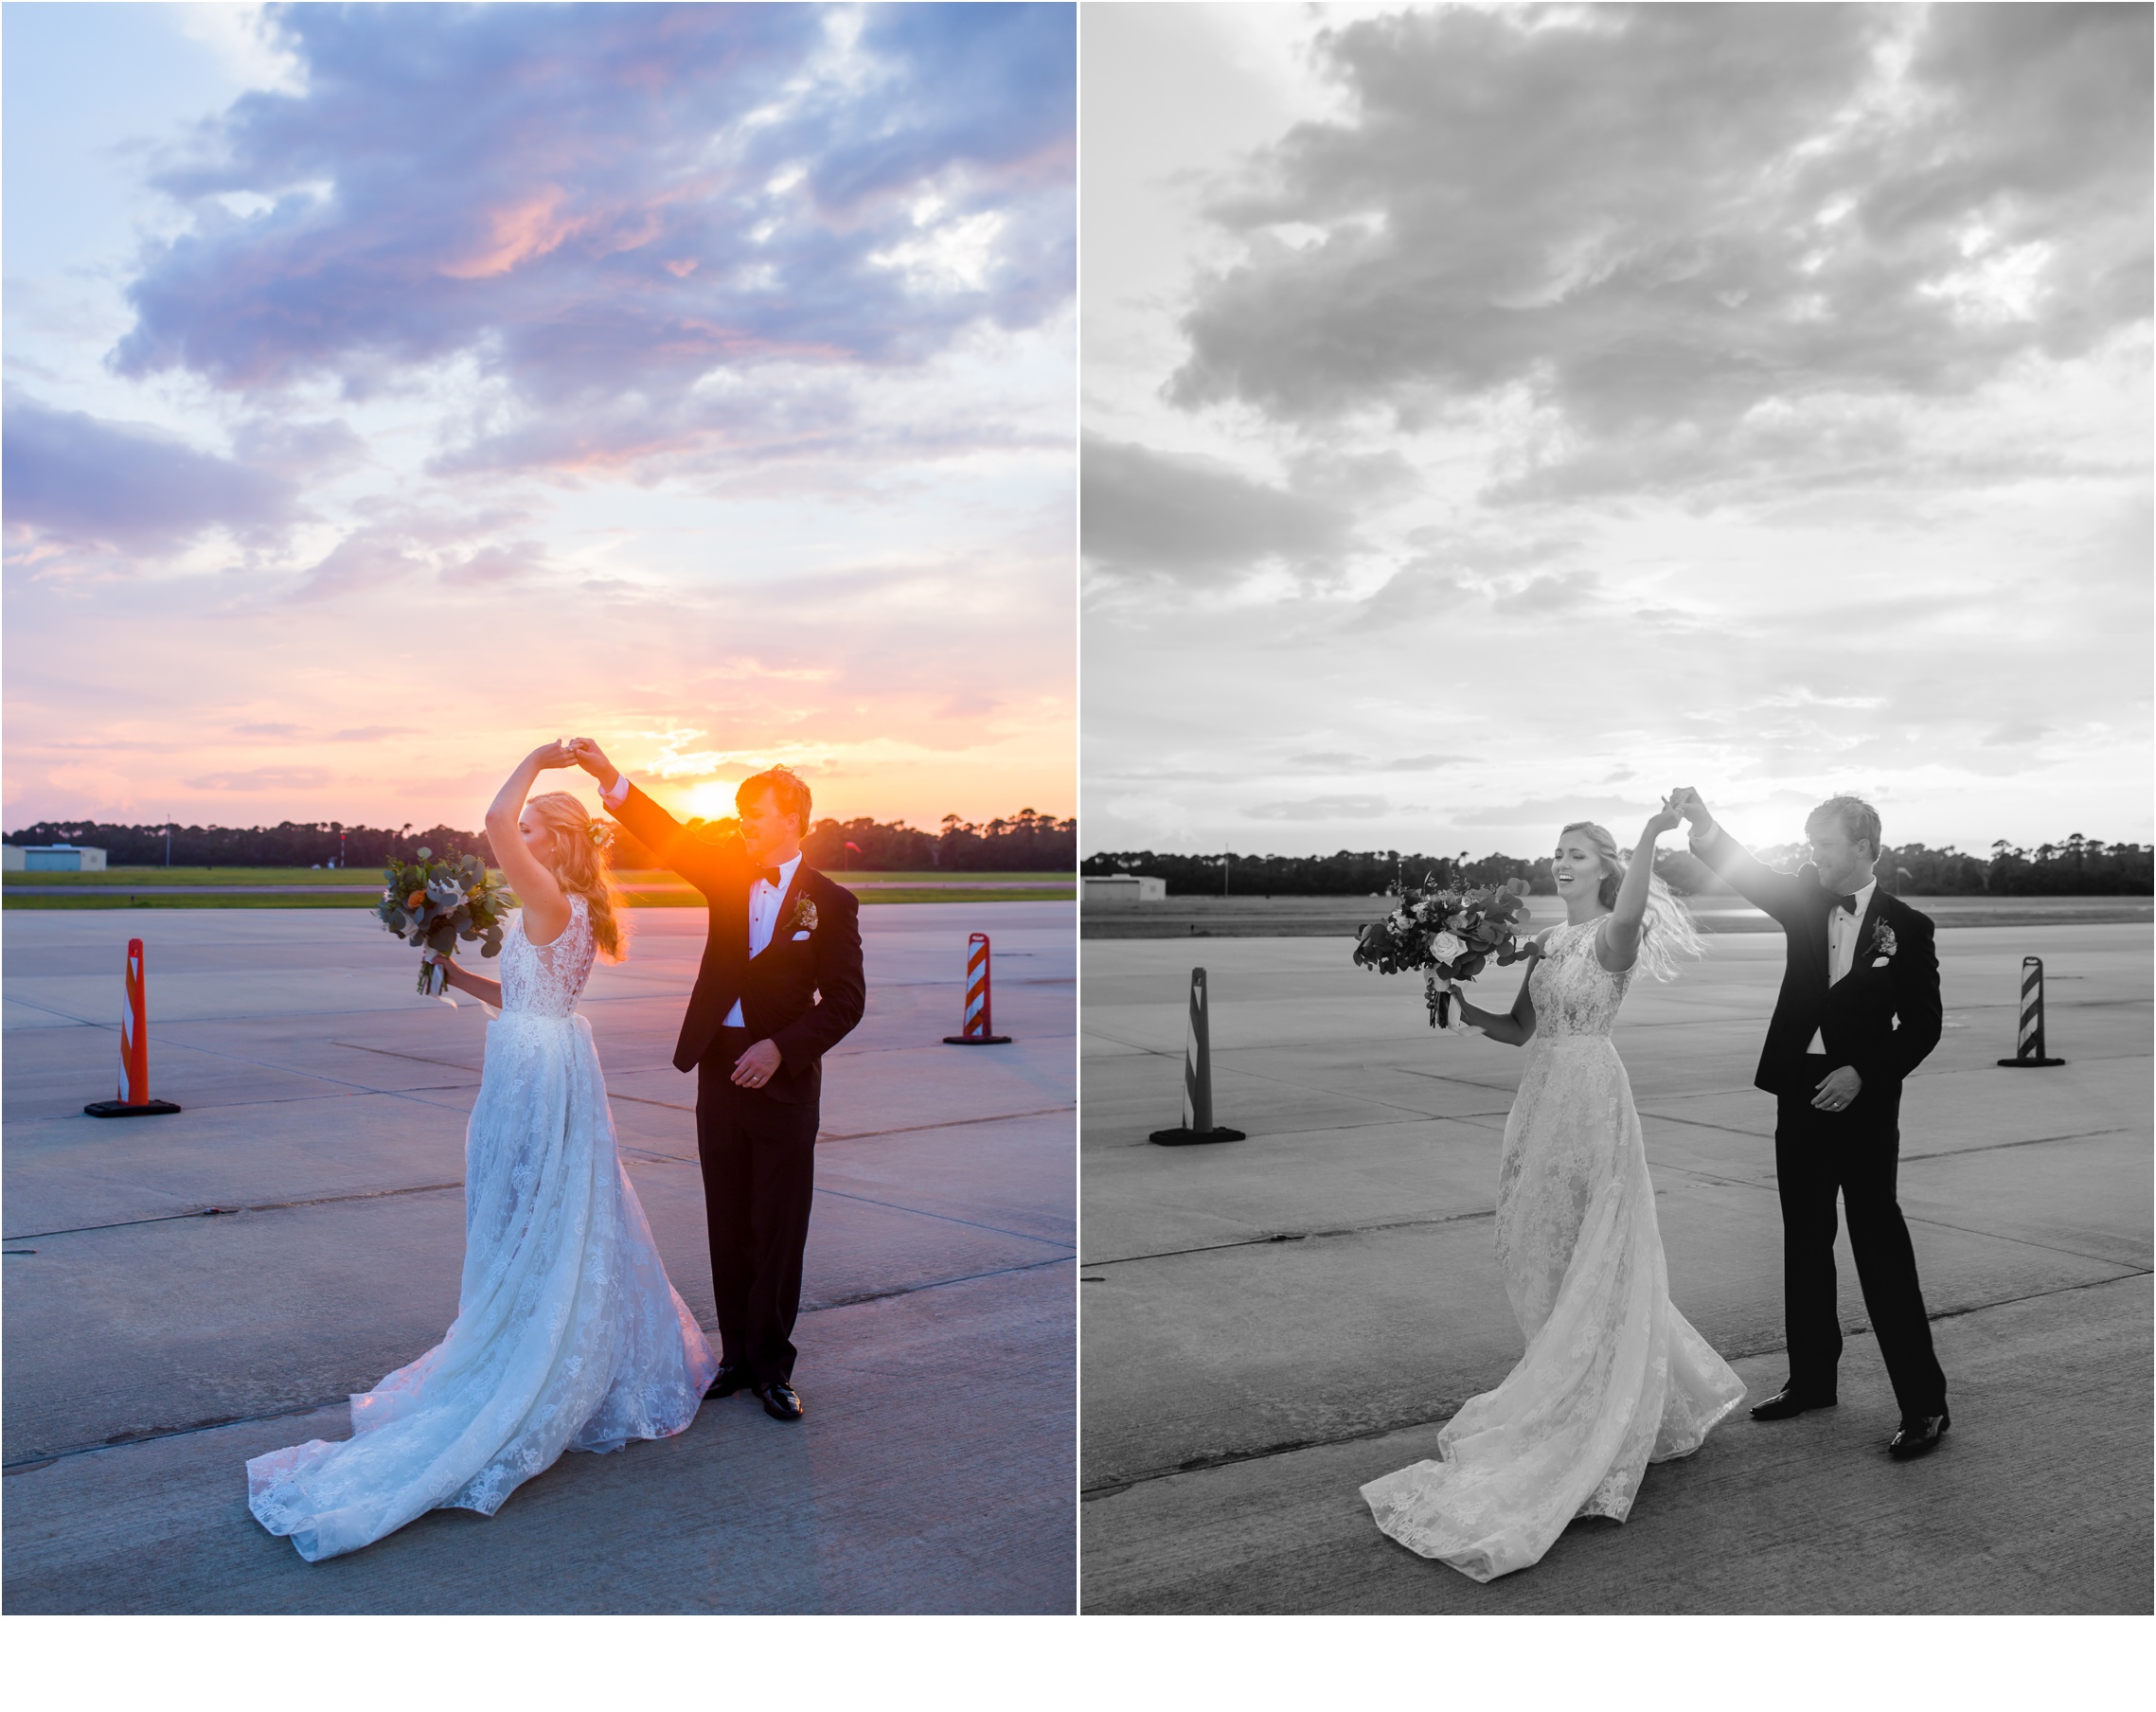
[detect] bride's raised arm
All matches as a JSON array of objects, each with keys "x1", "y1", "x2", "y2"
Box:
[
  {"x1": 483, "y1": 742, "x2": 577, "y2": 945},
  {"x1": 1598, "y1": 797, "x2": 1683, "y2": 973}
]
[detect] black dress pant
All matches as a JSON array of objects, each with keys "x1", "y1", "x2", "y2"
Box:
[
  {"x1": 1774, "y1": 1058, "x2": 1947, "y2": 1418},
  {"x1": 695, "y1": 1025, "x2": 818, "y2": 1384}
]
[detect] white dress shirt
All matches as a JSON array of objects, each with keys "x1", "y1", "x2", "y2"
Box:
[
  {"x1": 1809, "y1": 877, "x2": 1877, "y2": 1054},
  {"x1": 599, "y1": 773, "x2": 795, "y2": 1028}
]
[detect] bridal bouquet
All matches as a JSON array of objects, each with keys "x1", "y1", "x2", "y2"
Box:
[
  {"x1": 1354, "y1": 874, "x2": 1535, "y2": 1029},
  {"x1": 377, "y1": 847, "x2": 514, "y2": 996}
]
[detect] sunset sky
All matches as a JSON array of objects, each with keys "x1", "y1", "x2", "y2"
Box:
[
  {"x1": 1082, "y1": 3, "x2": 2150, "y2": 861},
  {"x1": 4, "y1": 2, "x2": 1075, "y2": 836}
]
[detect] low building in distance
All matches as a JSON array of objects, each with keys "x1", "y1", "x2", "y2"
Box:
[
  {"x1": 3, "y1": 844, "x2": 108, "y2": 872},
  {"x1": 1082, "y1": 874, "x2": 1166, "y2": 904}
]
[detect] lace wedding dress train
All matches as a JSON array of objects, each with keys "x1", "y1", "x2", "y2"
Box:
[
  {"x1": 247, "y1": 895, "x2": 717, "y2": 1561},
  {"x1": 1362, "y1": 918, "x2": 1745, "y2": 1582}
]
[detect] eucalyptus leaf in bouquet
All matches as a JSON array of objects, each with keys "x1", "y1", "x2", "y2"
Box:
[{"x1": 378, "y1": 845, "x2": 516, "y2": 995}]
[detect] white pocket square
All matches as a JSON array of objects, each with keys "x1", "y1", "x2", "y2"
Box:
[{"x1": 792, "y1": 930, "x2": 811, "y2": 940}]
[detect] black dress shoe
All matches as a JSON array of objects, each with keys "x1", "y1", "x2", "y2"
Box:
[
  {"x1": 758, "y1": 1379, "x2": 804, "y2": 1422},
  {"x1": 1888, "y1": 1411, "x2": 1950, "y2": 1458},
  {"x1": 1749, "y1": 1384, "x2": 1837, "y2": 1421},
  {"x1": 705, "y1": 1363, "x2": 750, "y2": 1400}
]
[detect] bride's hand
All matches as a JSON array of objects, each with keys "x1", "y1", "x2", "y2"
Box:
[
  {"x1": 530, "y1": 740, "x2": 576, "y2": 770},
  {"x1": 1643, "y1": 795, "x2": 1684, "y2": 838},
  {"x1": 566, "y1": 738, "x2": 621, "y2": 790}
]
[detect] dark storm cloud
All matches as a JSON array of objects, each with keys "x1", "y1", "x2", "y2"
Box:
[
  {"x1": 111, "y1": 3, "x2": 1074, "y2": 469},
  {"x1": 1080, "y1": 431, "x2": 1352, "y2": 583},
  {"x1": 1167, "y1": 4, "x2": 2150, "y2": 481},
  {"x1": 2, "y1": 389, "x2": 292, "y2": 552}
]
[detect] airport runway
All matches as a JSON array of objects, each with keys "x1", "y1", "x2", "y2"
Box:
[
  {"x1": 3, "y1": 901, "x2": 1075, "y2": 1614},
  {"x1": 1079, "y1": 915, "x2": 2151, "y2": 1613}
]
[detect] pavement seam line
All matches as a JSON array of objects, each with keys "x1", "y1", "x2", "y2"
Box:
[
  {"x1": 1633, "y1": 1155, "x2": 2154, "y2": 1271},
  {"x1": 2, "y1": 1012, "x2": 495, "y2": 1111},
  {"x1": 4, "y1": 1180, "x2": 468, "y2": 1242},
  {"x1": 1078, "y1": 1266, "x2": 2153, "y2": 1499},
  {"x1": 810, "y1": 1186, "x2": 1075, "y2": 1250},
  {"x1": 7, "y1": 1172, "x2": 1074, "y2": 1253},
  {"x1": 605, "y1": 1093, "x2": 1077, "y2": 1142},
  {"x1": 1081, "y1": 1206, "x2": 1496, "y2": 1270},
  {"x1": 0, "y1": 1253, "x2": 1077, "y2": 1471}
]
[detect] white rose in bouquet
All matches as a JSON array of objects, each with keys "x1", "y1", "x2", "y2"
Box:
[{"x1": 1430, "y1": 930, "x2": 1468, "y2": 963}]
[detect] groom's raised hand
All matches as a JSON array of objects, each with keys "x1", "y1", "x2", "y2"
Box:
[
  {"x1": 568, "y1": 739, "x2": 621, "y2": 793},
  {"x1": 1671, "y1": 787, "x2": 1713, "y2": 835}
]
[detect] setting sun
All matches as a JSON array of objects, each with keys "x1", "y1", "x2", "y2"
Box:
[{"x1": 684, "y1": 780, "x2": 742, "y2": 824}]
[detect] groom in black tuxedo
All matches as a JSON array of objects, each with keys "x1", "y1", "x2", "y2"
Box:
[
  {"x1": 572, "y1": 740, "x2": 864, "y2": 1422},
  {"x1": 1676, "y1": 789, "x2": 1950, "y2": 1458}
]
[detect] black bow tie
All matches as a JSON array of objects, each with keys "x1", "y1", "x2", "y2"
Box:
[
  {"x1": 1836, "y1": 894, "x2": 1860, "y2": 915},
  {"x1": 756, "y1": 866, "x2": 784, "y2": 889}
]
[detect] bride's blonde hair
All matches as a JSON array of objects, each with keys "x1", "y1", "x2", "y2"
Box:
[
  {"x1": 1558, "y1": 820, "x2": 1702, "y2": 983},
  {"x1": 525, "y1": 792, "x2": 628, "y2": 961}
]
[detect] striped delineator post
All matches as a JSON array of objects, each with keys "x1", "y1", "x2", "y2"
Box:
[
  {"x1": 1183, "y1": 966, "x2": 1213, "y2": 1132},
  {"x1": 942, "y1": 932, "x2": 1011, "y2": 1045},
  {"x1": 1996, "y1": 954, "x2": 2066, "y2": 1068},
  {"x1": 1149, "y1": 967, "x2": 1244, "y2": 1146},
  {"x1": 84, "y1": 937, "x2": 182, "y2": 1117}
]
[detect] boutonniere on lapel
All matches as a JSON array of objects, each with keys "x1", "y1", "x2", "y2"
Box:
[
  {"x1": 786, "y1": 896, "x2": 818, "y2": 936},
  {"x1": 1865, "y1": 921, "x2": 1898, "y2": 964}
]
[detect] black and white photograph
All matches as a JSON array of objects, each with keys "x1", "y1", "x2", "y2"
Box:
[{"x1": 1079, "y1": 1, "x2": 2151, "y2": 1614}]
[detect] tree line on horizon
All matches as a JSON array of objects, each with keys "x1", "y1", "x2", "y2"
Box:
[
  {"x1": 1082, "y1": 835, "x2": 2152, "y2": 898},
  {"x1": 6, "y1": 809, "x2": 1077, "y2": 874}
]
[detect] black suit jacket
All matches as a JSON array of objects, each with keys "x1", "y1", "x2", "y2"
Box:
[
  {"x1": 610, "y1": 782, "x2": 865, "y2": 1100},
  {"x1": 1693, "y1": 826, "x2": 1942, "y2": 1101}
]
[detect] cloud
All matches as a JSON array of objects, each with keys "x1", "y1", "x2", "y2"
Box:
[
  {"x1": 1283, "y1": 750, "x2": 1465, "y2": 773},
  {"x1": 181, "y1": 765, "x2": 333, "y2": 793},
  {"x1": 110, "y1": 4, "x2": 1075, "y2": 473},
  {"x1": 438, "y1": 541, "x2": 549, "y2": 588},
  {"x1": 1453, "y1": 794, "x2": 1662, "y2": 830},
  {"x1": 1080, "y1": 431, "x2": 1352, "y2": 583},
  {"x1": 289, "y1": 526, "x2": 430, "y2": 602},
  {"x1": 1166, "y1": 5, "x2": 2150, "y2": 489},
  {"x1": 2, "y1": 389, "x2": 292, "y2": 553},
  {"x1": 1244, "y1": 793, "x2": 1393, "y2": 820}
]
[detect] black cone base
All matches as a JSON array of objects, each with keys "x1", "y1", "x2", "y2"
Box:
[
  {"x1": 1996, "y1": 1057, "x2": 2065, "y2": 1067},
  {"x1": 943, "y1": 1034, "x2": 1012, "y2": 1045},
  {"x1": 1149, "y1": 1126, "x2": 1245, "y2": 1146},
  {"x1": 84, "y1": 1099, "x2": 182, "y2": 1117}
]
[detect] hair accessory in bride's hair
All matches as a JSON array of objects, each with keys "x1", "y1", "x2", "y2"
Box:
[{"x1": 587, "y1": 820, "x2": 614, "y2": 851}]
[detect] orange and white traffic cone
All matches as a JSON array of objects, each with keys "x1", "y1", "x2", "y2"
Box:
[
  {"x1": 84, "y1": 937, "x2": 182, "y2": 1117},
  {"x1": 943, "y1": 932, "x2": 1012, "y2": 1044}
]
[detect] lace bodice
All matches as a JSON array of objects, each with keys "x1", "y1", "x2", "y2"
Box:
[
  {"x1": 1527, "y1": 918, "x2": 1632, "y2": 1041},
  {"x1": 498, "y1": 894, "x2": 596, "y2": 1017}
]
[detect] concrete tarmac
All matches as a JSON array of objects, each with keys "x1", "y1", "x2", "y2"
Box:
[
  {"x1": 3, "y1": 901, "x2": 1075, "y2": 1613},
  {"x1": 1080, "y1": 915, "x2": 2151, "y2": 1613}
]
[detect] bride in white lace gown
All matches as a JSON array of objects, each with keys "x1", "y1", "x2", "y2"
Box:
[
  {"x1": 1361, "y1": 805, "x2": 1744, "y2": 1582},
  {"x1": 248, "y1": 745, "x2": 717, "y2": 1561}
]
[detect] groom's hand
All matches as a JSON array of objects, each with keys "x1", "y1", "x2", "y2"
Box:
[
  {"x1": 1811, "y1": 1064, "x2": 1862, "y2": 1112},
  {"x1": 730, "y1": 1038, "x2": 783, "y2": 1089},
  {"x1": 1672, "y1": 786, "x2": 1714, "y2": 836},
  {"x1": 567, "y1": 738, "x2": 621, "y2": 793}
]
